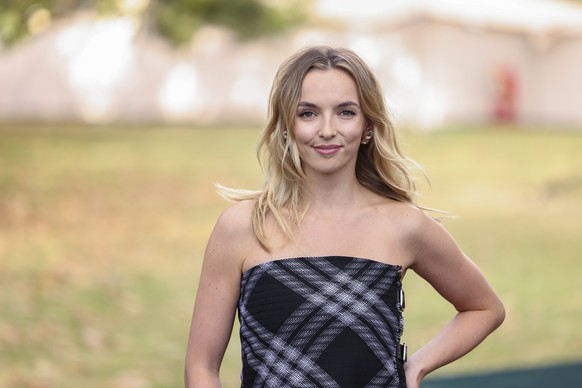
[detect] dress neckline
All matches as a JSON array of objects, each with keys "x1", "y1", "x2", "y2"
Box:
[{"x1": 242, "y1": 255, "x2": 402, "y2": 276}]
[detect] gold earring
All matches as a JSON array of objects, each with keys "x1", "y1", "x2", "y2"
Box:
[{"x1": 361, "y1": 130, "x2": 373, "y2": 145}]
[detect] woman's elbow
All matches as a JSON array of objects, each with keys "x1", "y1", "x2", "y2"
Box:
[{"x1": 490, "y1": 297, "x2": 506, "y2": 329}]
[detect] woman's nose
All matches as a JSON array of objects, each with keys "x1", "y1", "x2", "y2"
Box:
[{"x1": 319, "y1": 117, "x2": 337, "y2": 138}]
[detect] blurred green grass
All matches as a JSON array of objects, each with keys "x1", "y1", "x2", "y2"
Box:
[{"x1": 0, "y1": 124, "x2": 580, "y2": 387}]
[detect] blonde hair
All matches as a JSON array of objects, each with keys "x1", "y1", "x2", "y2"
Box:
[{"x1": 221, "y1": 46, "x2": 422, "y2": 250}]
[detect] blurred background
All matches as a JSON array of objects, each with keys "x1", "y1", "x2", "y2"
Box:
[
  {"x1": 2, "y1": 0, "x2": 582, "y2": 128},
  {"x1": 0, "y1": 0, "x2": 581, "y2": 387}
]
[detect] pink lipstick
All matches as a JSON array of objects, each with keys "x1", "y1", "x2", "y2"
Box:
[{"x1": 313, "y1": 144, "x2": 342, "y2": 156}]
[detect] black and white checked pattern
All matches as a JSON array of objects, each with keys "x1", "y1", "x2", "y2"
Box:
[{"x1": 238, "y1": 256, "x2": 406, "y2": 388}]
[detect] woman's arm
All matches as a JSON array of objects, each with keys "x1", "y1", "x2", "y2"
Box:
[
  {"x1": 184, "y1": 204, "x2": 250, "y2": 387},
  {"x1": 404, "y1": 212, "x2": 505, "y2": 387}
]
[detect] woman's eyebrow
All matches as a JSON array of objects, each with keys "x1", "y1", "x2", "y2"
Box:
[
  {"x1": 336, "y1": 101, "x2": 360, "y2": 108},
  {"x1": 297, "y1": 101, "x2": 360, "y2": 108},
  {"x1": 297, "y1": 101, "x2": 317, "y2": 108}
]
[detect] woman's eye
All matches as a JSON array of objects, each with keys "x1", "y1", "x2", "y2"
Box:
[
  {"x1": 299, "y1": 111, "x2": 315, "y2": 118},
  {"x1": 340, "y1": 110, "x2": 356, "y2": 117}
]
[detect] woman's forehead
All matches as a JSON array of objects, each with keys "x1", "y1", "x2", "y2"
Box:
[{"x1": 299, "y1": 69, "x2": 359, "y2": 103}]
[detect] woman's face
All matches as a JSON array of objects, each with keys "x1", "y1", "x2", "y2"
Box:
[{"x1": 293, "y1": 68, "x2": 367, "y2": 177}]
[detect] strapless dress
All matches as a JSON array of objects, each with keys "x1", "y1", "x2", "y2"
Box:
[{"x1": 238, "y1": 256, "x2": 407, "y2": 387}]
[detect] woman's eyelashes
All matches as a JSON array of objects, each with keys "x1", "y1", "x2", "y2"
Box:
[
  {"x1": 297, "y1": 109, "x2": 357, "y2": 119},
  {"x1": 298, "y1": 110, "x2": 316, "y2": 118},
  {"x1": 339, "y1": 109, "x2": 356, "y2": 117}
]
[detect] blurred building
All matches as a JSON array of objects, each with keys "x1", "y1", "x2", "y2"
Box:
[{"x1": 1, "y1": 0, "x2": 582, "y2": 129}]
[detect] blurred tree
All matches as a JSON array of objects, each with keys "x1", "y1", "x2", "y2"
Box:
[
  {"x1": 149, "y1": 0, "x2": 309, "y2": 45},
  {"x1": 0, "y1": 0, "x2": 113, "y2": 46},
  {"x1": 0, "y1": 0, "x2": 309, "y2": 47}
]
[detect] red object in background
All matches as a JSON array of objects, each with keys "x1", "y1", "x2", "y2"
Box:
[{"x1": 493, "y1": 65, "x2": 518, "y2": 123}]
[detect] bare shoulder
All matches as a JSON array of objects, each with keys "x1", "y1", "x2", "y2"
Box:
[
  {"x1": 215, "y1": 199, "x2": 255, "y2": 236},
  {"x1": 205, "y1": 200, "x2": 257, "y2": 269},
  {"x1": 386, "y1": 203, "x2": 465, "y2": 273},
  {"x1": 372, "y1": 199, "x2": 433, "y2": 236},
  {"x1": 369, "y1": 199, "x2": 444, "y2": 264}
]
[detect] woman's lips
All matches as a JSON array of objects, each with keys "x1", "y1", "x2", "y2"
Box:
[{"x1": 313, "y1": 144, "x2": 342, "y2": 155}]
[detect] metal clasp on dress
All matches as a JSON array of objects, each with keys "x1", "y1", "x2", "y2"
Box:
[
  {"x1": 399, "y1": 343, "x2": 408, "y2": 363},
  {"x1": 398, "y1": 288, "x2": 405, "y2": 310}
]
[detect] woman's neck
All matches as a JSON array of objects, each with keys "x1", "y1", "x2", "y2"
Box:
[{"x1": 303, "y1": 172, "x2": 368, "y2": 216}]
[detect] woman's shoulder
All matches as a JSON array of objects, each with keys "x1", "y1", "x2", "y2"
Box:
[
  {"x1": 205, "y1": 200, "x2": 261, "y2": 263},
  {"x1": 375, "y1": 200, "x2": 455, "y2": 263},
  {"x1": 373, "y1": 198, "x2": 436, "y2": 236},
  {"x1": 215, "y1": 199, "x2": 256, "y2": 236}
]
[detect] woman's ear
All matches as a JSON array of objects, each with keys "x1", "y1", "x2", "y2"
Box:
[{"x1": 361, "y1": 128, "x2": 374, "y2": 144}]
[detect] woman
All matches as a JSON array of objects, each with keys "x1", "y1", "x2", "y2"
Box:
[{"x1": 184, "y1": 46, "x2": 505, "y2": 388}]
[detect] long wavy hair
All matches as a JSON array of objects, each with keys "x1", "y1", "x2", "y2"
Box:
[{"x1": 220, "y1": 46, "x2": 422, "y2": 250}]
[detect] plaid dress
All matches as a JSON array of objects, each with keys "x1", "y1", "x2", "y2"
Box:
[{"x1": 238, "y1": 256, "x2": 407, "y2": 388}]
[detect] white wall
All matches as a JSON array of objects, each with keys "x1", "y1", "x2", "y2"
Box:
[{"x1": 0, "y1": 13, "x2": 581, "y2": 129}]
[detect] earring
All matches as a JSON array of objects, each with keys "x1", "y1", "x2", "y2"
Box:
[
  {"x1": 362, "y1": 130, "x2": 373, "y2": 144},
  {"x1": 283, "y1": 130, "x2": 288, "y2": 139}
]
